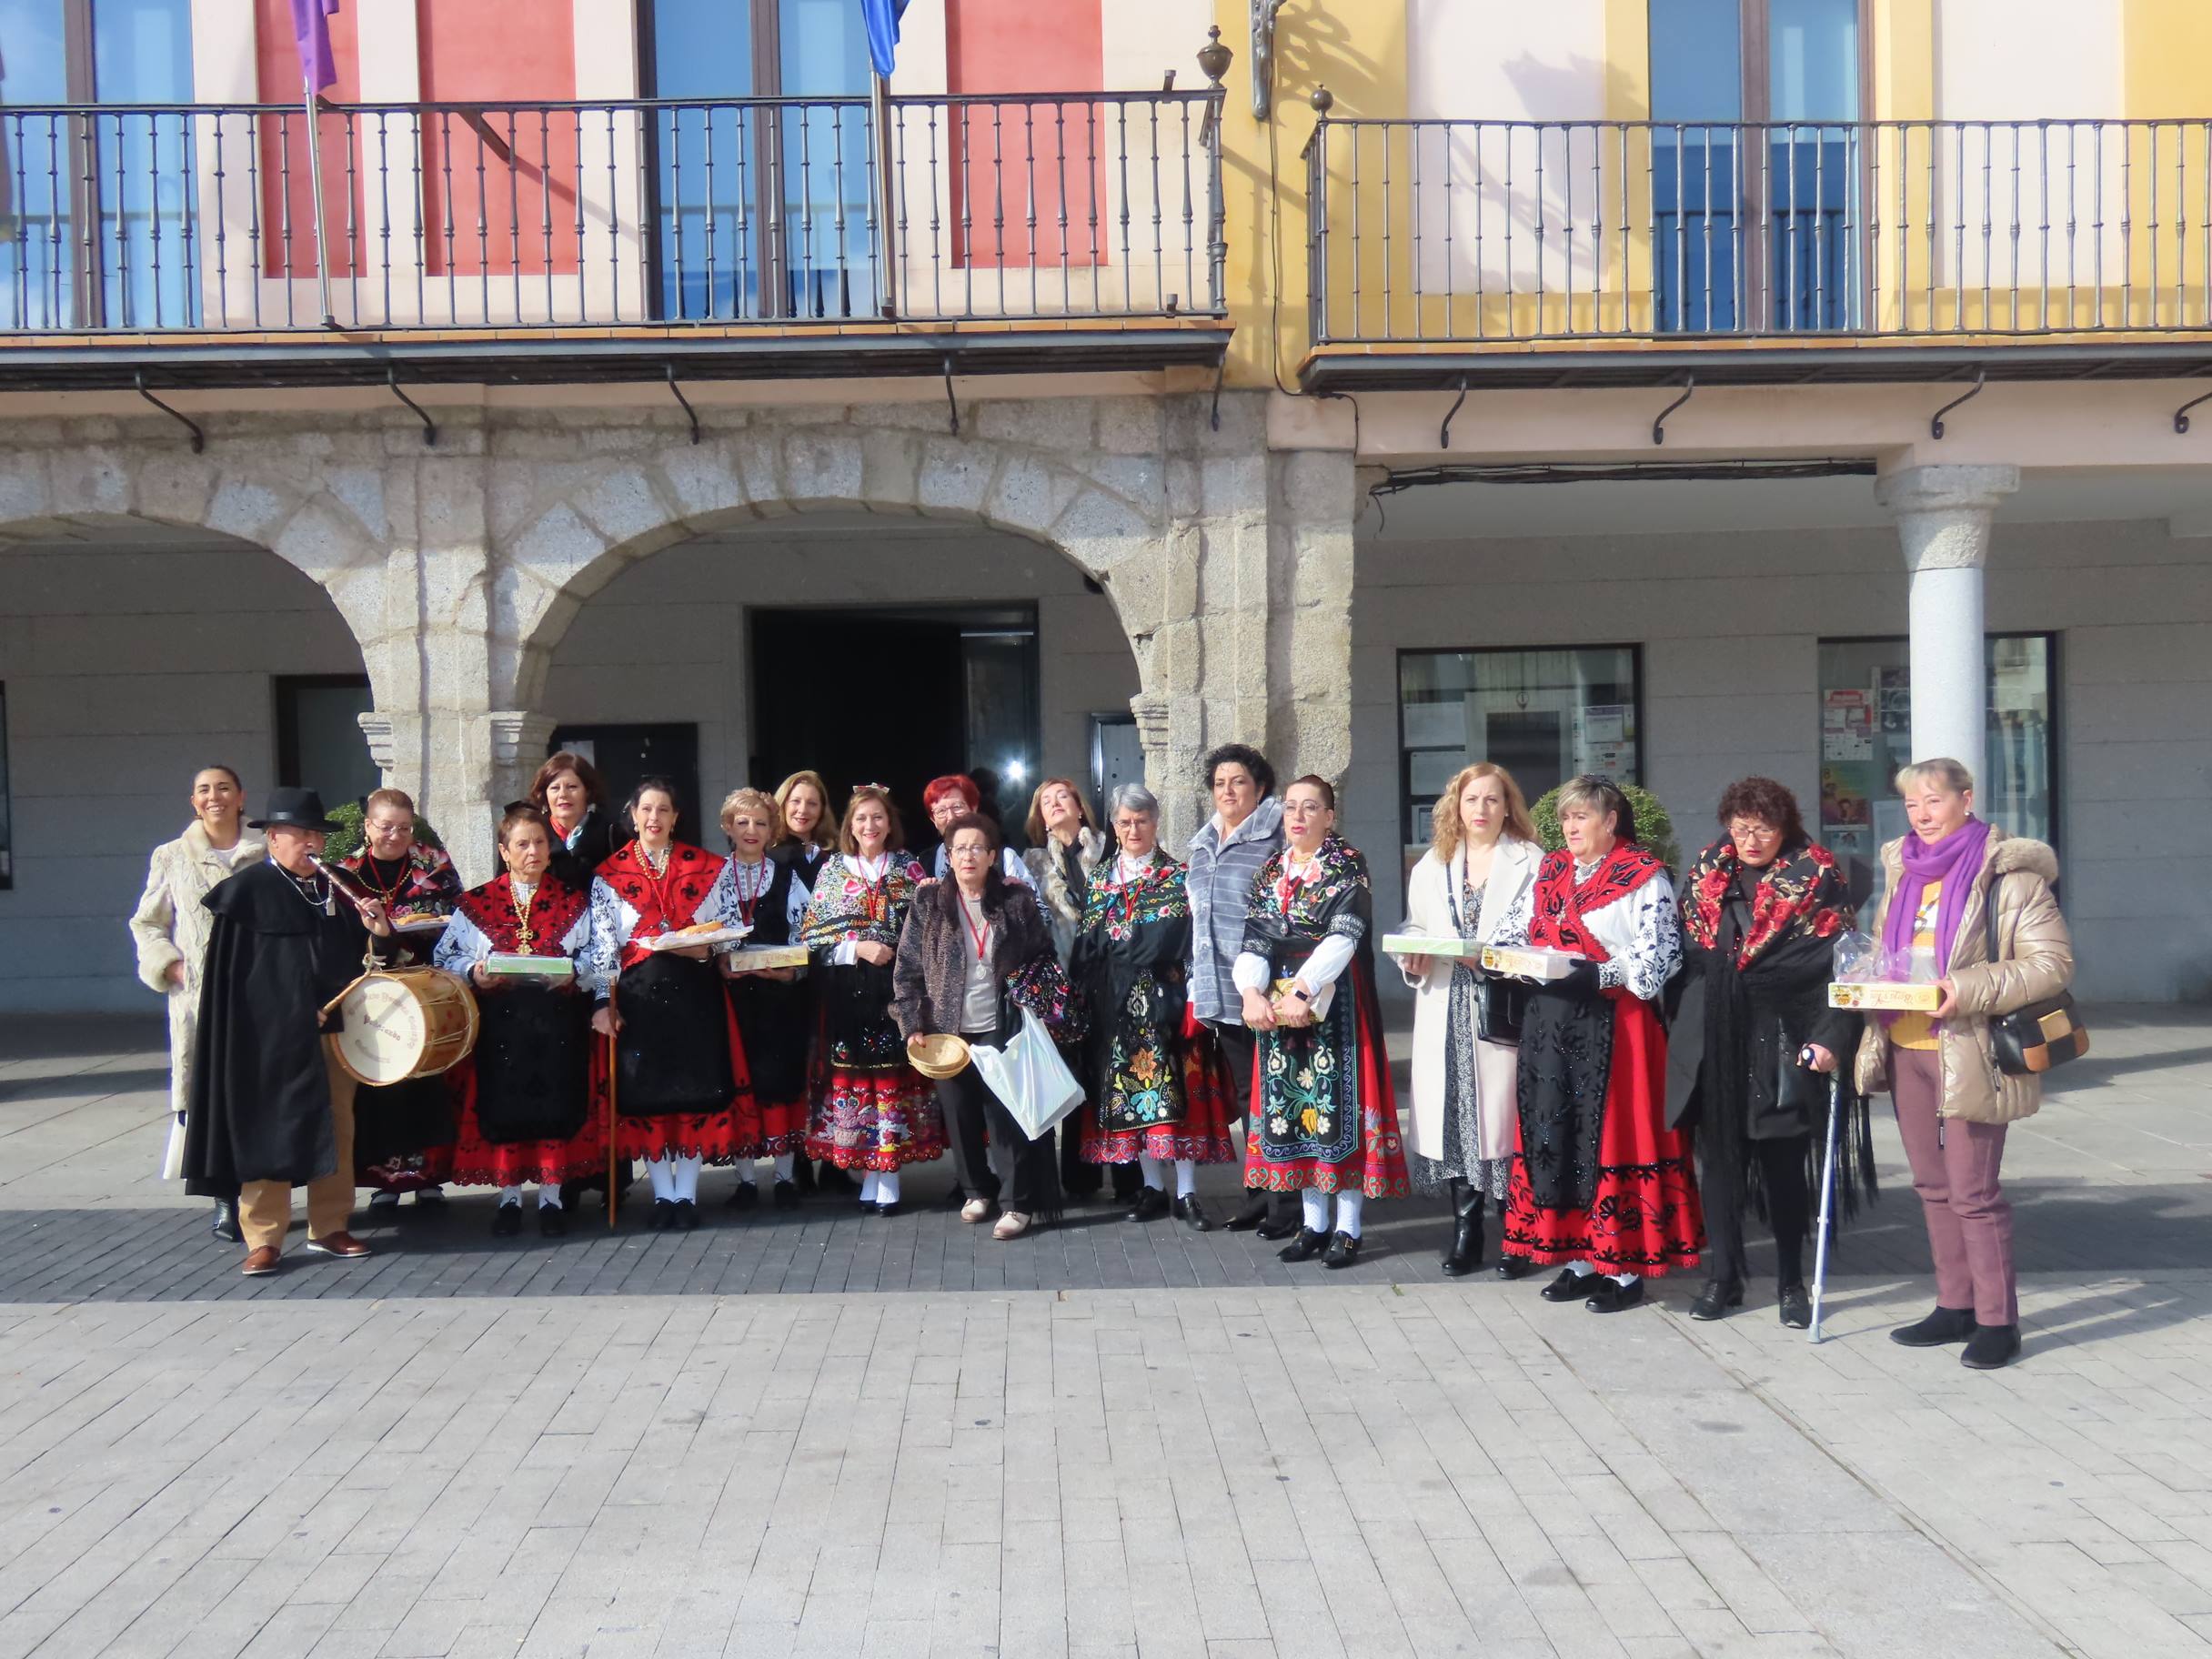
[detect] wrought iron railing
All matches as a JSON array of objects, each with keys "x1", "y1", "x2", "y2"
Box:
[
  {"x1": 0, "y1": 89, "x2": 1225, "y2": 334},
  {"x1": 1306, "y1": 116, "x2": 2212, "y2": 346}
]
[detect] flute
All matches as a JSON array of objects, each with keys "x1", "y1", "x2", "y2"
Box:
[{"x1": 309, "y1": 855, "x2": 390, "y2": 926}]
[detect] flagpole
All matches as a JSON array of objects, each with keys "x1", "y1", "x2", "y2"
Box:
[
  {"x1": 871, "y1": 72, "x2": 898, "y2": 319},
  {"x1": 302, "y1": 73, "x2": 336, "y2": 327}
]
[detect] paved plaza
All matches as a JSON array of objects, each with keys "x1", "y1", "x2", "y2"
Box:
[{"x1": 0, "y1": 1010, "x2": 2208, "y2": 1658}]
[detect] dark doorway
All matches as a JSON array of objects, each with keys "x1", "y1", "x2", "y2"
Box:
[
  {"x1": 275, "y1": 674, "x2": 377, "y2": 809},
  {"x1": 751, "y1": 605, "x2": 1039, "y2": 854},
  {"x1": 548, "y1": 722, "x2": 702, "y2": 848}
]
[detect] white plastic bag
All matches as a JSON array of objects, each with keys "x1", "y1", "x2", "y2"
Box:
[{"x1": 968, "y1": 1008, "x2": 1084, "y2": 1140}]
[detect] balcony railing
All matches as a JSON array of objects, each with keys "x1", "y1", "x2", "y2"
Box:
[
  {"x1": 0, "y1": 89, "x2": 1225, "y2": 336},
  {"x1": 1307, "y1": 116, "x2": 2212, "y2": 348}
]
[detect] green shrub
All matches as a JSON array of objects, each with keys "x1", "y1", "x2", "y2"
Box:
[
  {"x1": 320, "y1": 799, "x2": 444, "y2": 865},
  {"x1": 1531, "y1": 782, "x2": 1680, "y2": 873}
]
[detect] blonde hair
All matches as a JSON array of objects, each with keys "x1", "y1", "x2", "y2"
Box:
[
  {"x1": 719, "y1": 787, "x2": 782, "y2": 845},
  {"x1": 363, "y1": 788, "x2": 416, "y2": 820},
  {"x1": 1023, "y1": 776, "x2": 1096, "y2": 844},
  {"x1": 774, "y1": 770, "x2": 832, "y2": 846},
  {"x1": 1430, "y1": 763, "x2": 1536, "y2": 860},
  {"x1": 1896, "y1": 757, "x2": 1974, "y2": 795}
]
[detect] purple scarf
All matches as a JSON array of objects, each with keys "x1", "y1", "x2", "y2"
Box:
[{"x1": 1883, "y1": 816, "x2": 1991, "y2": 977}]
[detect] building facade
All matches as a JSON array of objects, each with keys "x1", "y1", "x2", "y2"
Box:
[{"x1": 1, "y1": 0, "x2": 2207, "y2": 1008}]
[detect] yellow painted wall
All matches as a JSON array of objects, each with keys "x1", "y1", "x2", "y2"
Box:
[{"x1": 2126, "y1": 0, "x2": 2212, "y2": 115}]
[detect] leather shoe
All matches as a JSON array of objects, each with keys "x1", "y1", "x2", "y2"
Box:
[
  {"x1": 673, "y1": 1199, "x2": 700, "y2": 1232},
  {"x1": 1322, "y1": 1231, "x2": 1362, "y2": 1270},
  {"x1": 1124, "y1": 1187, "x2": 1171, "y2": 1223},
  {"x1": 772, "y1": 1180, "x2": 801, "y2": 1210},
  {"x1": 304, "y1": 1231, "x2": 370, "y2": 1259},
  {"x1": 1687, "y1": 1280, "x2": 1745, "y2": 1322},
  {"x1": 1222, "y1": 1192, "x2": 1272, "y2": 1232},
  {"x1": 1890, "y1": 1305, "x2": 1978, "y2": 1347},
  {"x1": 727, "y1": 1181, "x2": 759, "y2": 1210},
  {"x1": 240, "y1": 1245, "x2": 281, "y2": 1277},
  {"x1": 1254, "y1": 1214, "x2": 1302, "y2": 1242},
  {"x1": 1174, "y1": 1194, "x2": 1212, "y2": 1232},
  {"x1": 1277, "y1": 1227, "x2": 1329, "y2": 1263},
  {"x1": 1539, "y1": 1268, "x2": 1595, "y2": 1302},
  {"x1": 1584, "y1": 1276, "x2": 1644, "y2": 1313},
  {"x1": 1961, "y1": 1323, "x2": 2021, "y2": 1370},
  {"x1": 646, "y1": 1198, "x2": 677, "y2": 1232},
  {"x1": 490, "y1": 1202, "x2": 524, "y2": 1238},
  {"x1": 1777, "y1": 1282, "x2": 1812, "y2": 1330},
  {"x1": 876, "y1": 1201, "x2": 903, "y2": 1220},
  {"x1": 538, "y1": 1204, "x2": 568, "y2": 1238},
  {"x1": 210, "y1": 1200, "x2": 242, "y2": 1244},
  {"x1": 1495, "y1": 1255, "x2": 1534, "y2": 1281}
]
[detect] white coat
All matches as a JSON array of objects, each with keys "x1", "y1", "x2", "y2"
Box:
[
  {"x1": 1397, "y1": 835, "x2": 1541, "y2": 1165},
  {"x1": 127, "y1": 821, "x2": 267, "y2": 1176}
]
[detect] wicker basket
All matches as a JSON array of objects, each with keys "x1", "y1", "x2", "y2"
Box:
[{"x1": 906, "y1": 1032, "x2": 971, "y2": 1080}]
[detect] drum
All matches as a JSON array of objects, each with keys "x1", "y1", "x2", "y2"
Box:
[{"x1": 333, "y1": 968, "x2": 480, "y2": 1086}]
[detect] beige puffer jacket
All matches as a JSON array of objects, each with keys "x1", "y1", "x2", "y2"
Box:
[{"x1": 1852, "y1": 829, "x2": 2073, "y2": 1124}]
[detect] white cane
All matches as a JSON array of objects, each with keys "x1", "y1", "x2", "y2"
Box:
[{"x1": 1809, "y1": 1070, "x2": 1842, "y2": 1343}]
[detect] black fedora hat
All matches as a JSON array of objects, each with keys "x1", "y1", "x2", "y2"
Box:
[{"x1": 248, "y1": 787, "x2": 340, "y2": 833}]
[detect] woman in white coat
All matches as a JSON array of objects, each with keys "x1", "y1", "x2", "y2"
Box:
[
  {"x1": 127, "y1": 765, "x2": 267, "y2": 1241},
  {"x1": 1396, "y1": 763, "x2": 1541, "y2": 1277}
]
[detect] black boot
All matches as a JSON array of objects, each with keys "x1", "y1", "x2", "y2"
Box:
[
  {"x1": 209, "y1": 1199, "x2": 242, "y2": 1243},
  {"x1": 1223, "y1": 1189, "x2": 1272, "y2": 1232},
  {"x1": 1440, "y1": 1180, "x2": 1483, "y2": 1277},
  {"x1": 1961, "y1": 1323, "x2": 2021, "y2": 1370}
]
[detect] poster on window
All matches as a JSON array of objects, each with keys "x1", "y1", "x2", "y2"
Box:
[
  {"x1": 1876, "y1": 665, "x2": 1911, "y2": 734},
  {"x1": 1822, "y1": 689, "x2": 1874, "y2": 760}
]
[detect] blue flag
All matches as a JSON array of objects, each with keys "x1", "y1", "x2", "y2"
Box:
[{"x1": 861, "y1": 0, "x2": 911, "y2": 77}]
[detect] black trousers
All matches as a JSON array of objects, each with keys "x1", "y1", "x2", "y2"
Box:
[
  {"x1": 1210, "y1": 1019, "x2": 1297, "y2": 1223},
  {"x1": 940, "y1": 1027, "x2": 1060, "y2": 1217},
  {"x1": 1699, "y1": 1129, "x2": 1813, "y2": 1284}
]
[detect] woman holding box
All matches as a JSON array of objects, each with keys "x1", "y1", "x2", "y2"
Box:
[
  {"x1": 1395, "y1": 763, "x2": 1543, "y2": 1276},
  {"x1": 719, "y1": 787, "x2": 811, "y2": 1209},
  {"x1": 1495, "y1": 775, "x2": 1700, "y2": 1310},
  {"x1": 435, "y1": 805, "x2": 604, "y2": 1236}
]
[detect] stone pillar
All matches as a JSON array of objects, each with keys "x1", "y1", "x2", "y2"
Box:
[{"x1": 1875, "y1": 464, "x2": 2019, "y2": 793}]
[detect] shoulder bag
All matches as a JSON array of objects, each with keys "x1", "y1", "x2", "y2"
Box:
[{"x1": 1984, "y1": 874, "x2": 2088, "y2": 1076}]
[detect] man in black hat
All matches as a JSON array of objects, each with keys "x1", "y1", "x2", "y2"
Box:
[{"x1": 183, "y1": 788, "x2": 397, "y2": 1275}]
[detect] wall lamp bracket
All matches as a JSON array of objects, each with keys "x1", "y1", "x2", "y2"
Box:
[
  {"x1": 1929, "y1": 368, "x2": 1985, "y2": 439},
  {"x1": 1652, "y1": 375, "x2": 1694, "y2": 446}
]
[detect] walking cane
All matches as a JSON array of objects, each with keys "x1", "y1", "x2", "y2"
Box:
[
  {"x1": 605, "y1": 984, "x2": 619, "y2": 1231},
  {"x1": 1809, "y1": 1070, "x2": 1842, "y2": 1343}
]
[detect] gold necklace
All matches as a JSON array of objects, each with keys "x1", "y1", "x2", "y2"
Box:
[{"x1": 509, "y1": 877, "x2": 537, "y2": 951}]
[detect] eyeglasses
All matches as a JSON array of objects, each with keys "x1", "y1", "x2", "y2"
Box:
[{"x1": 1727, "y1": 821, "x2": 1781, "y2": 843}]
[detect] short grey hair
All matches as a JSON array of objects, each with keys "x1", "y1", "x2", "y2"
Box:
[
  {"x1": 1108, "y1": 783, "x2": 1159, "y2": 820},
  {"x1": 1896, "y1": 757, "x2": 1974, "y2": 795},
  {"x1": 1554, "y1": 773, "x2": 1637, "y2": 843}
]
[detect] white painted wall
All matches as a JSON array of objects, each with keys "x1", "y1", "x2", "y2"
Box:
[
  {"x1": 0, "y1": 537, "x2": 368, "y2": 1013},
  {"x1": 541, "y1": 520, "x2": 1138, "y2": 832},
  {"x1": 1349, "y1": 515, "x2": 2212, "y2": 1003}
]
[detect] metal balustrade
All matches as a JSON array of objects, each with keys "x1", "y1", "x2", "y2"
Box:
[
  {"x1": 1306, "y1": 116, "x2": 2212, "y2": 347},
  {"x1": 0, "y1": 89, "x2": 1225, "y2": 335}
]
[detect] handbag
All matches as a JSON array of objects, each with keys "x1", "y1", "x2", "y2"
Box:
[
  {"x1": 1983, "y1": 875, "x2": 2088, "y2": 1076},
  {"x1": 969, "y1": 1007, "x2": 1086, "y2": 1140},
  {"x1": 1474, "y1": 971, "x2": 1527, "y2": 1044}
]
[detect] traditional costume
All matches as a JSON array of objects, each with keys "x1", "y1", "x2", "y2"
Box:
[
  {"x1": 1233, "y1": 833, "x2": 1410, "y2": 1264},
  {"x1": 337, "y1": 840, "x2": 464, "y2": 1199},
  {"x1": 1069, "y1": 848, "x2": 1236, "y2": 1225},
  {"x1": 181, "y1": 789, "x2": 391, "y2": 1270},
  {"x1": 798, "y1": 850, "x2": 942, "y2": 1192},
  {"x1": 1500, "y1": 844, "x2": 1702, "y2": 1306},
  {"x1": 773, "y1": 836, "x2": 836, "y2": 1193},
  {"x1": 583, "y1": 840, "x2": 752, "y2": 1222},
  {"x1": 721, "y1": 851, "x2": 811, "y2": 1202},
  {"x1": 434, "y1": 871, "x2": 604, "y2": 1234}
]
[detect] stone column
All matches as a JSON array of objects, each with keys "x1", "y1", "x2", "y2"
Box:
[
  {"x1": 1875, "y1": 464, "x2": 2019, "y2": 792},
  {"x1": 489, "y1": 711, "x2": 561, "y2": 819}
]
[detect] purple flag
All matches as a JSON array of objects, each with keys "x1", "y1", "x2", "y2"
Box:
[{"x1": 292, "y1": 0, "x2": 341, "y2": 93}]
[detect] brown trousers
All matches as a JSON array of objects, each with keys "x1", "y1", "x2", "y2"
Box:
[
  {"x1": 1890, "y1": 1044, "x2": 2017, "y2": 1325},
  {"x1": 240, "y1": 1039, "x2": 358, "y2": 1253}
]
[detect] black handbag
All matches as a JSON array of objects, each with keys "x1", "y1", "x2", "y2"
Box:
[
  {"x1": 1475, "y1": 970, "x2": 1528, "y2": 1045},
  {"x1": 1983, "y1": 875, "x2": 2088, "y2": 1076}
]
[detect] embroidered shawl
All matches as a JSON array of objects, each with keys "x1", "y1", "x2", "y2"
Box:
[
  {"x1": 339, "y1": 842, "x2": 462, "y2": 920},
  {"x1": 798, "y1": 851, "x2": 927, "y2": 953},
  {"x1": 596, "y1": 841, "x2": 726, "y2": 971},
  {"x1": 1240, "y1": 832, "x2": 1371, "y2": 960},
  {"x1": 1680, "y1": 838, "x2": 1851, "y2": 970},
  {"x1": 1527, "y1": 844, "x2": 1668, "y2": 965},
  {"x1": 456, "y1": 873, "x2": 588, "y2": 959},
  {"x1": 1077, "y1": 847, "x2": 1190, "y2": 945}
]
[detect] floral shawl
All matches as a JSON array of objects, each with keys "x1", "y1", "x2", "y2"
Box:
[
  {"x1": 799, "y1": 850, "x2": 928, "y2": 954},
  {"x1": 1681, "y1": 839, "x2": 1851, "y2": 968}
]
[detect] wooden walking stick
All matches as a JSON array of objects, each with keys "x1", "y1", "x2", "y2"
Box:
[{"x1": 606, "y1": 983, "x2": 619, "y2": 1230}]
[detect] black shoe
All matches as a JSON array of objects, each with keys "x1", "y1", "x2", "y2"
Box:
[
  {"x1": 210, "y1": 1200, "x2": 242, "y2": 1244},
  {"x1": 1540, "y1": 1268, "x2": 1596, "y2": 1302},
  {"x1": 1322, "y1": 1231, "x2": 1362, "y2": 1271},
  {"x1": 1777, "y1": 1282, "x2": 1812, "y2": 1330},
  {"x1": 728, "y1": 1181, "x2": 759, "y2": 1211},
  {"x1": 1687, "y1": 1280, "x2": 1745, "y2": 1322},
  {"x1": 1584, "y1": 1276, "x2": 1645, "y2": 1314},
  {"x1": 792, "y1": 1158, "x2": 819, "y2": 1196},
  {"x1": 673, "y1": 1199, "x2": 700, "y2": 1232},
  {"x1": 772, "y1": 1180, "x2": 800, "y2": 1210},
  {"x1": 818, "y1": 1164, "x2": 856, "y2": 1196},
  {"x1": 1890, "y1": 1305, "x2": 1978, "y2": 1347},
  {"x1": 414, "y1": 1186, "x2": 446, "y2": 1206},
  {"x1": 876, "y1": 1201, "x2": 903, "y2": 1220},
  {"x1": 538, "y1": 1204, "x2": 568, "y2": 1238},
  {"x1": 645, "y1": 1198, "x2": 676, "y2": 1232},
  {"x1": 1174, "y1": 1194, "x2": 1213, "y2": 1233},
  {"x1": 1961, "y1": 1323, "x2": 2021, "y2": 1370},
  {"x1": 1277, "y1": 1228, "x2": 1330, "y2": 1263},
  {"x1": 1254, "y1": 1213, "x2": 1302, "y2": 1242},
  {"x1": 1495, "y1": 1255, "x2": 1534, "y2": 1281},
  {"x1": 491, "y1": 1202, "x2": 524, "y2": 1238},
  {"x1": 1223, "y1": 1193, "x2": 1272, "y2": 1232},
  {"x1": 1124, "y1": 1187, "x2": 1171, "y2": 1223}
]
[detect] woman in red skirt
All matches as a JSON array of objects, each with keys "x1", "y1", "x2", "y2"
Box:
[{"x1": 1497, "y1": 774, "x2": 1703, "y2": 1311}]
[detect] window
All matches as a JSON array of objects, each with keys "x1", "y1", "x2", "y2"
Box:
[
  {"x1": 1815, "y1": 635, "x2": 2056, "y2": 919},
  {"x1": 643, "y1": 0, "x2": 874, "y2": 322},
  {"x1": 275, "y1": 675, "x2": 379, "y2": 809},
  {"x1": 1649, "y1": 0, "x2": 1865, "y2": 332},
  {"x1": 0, "y1": 0, "x2": 198, "y2": 327},
  {"x1": 1397, "y1": 647, "x2": 1643, "y2": 850},
  {"x1": 0, "y1": 682, "x2": 12, "y2": 890}
]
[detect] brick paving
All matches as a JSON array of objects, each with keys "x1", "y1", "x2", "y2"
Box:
[{"x1": 0, "y1": 1008, "x2": 2207, "y2": 1657}]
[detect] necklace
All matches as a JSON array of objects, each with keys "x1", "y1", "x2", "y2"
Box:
[
  {"x1": 357, "y1": 852, "x2": 409, "y2": 908},
  {"x1": 959, "y1": 891, "x2": 991, "y2": 961},
  {"x1": 509, "y1": 877, "x2": 538, "y2": 952},
  {"x1": 281, "y1": 865, "x2": 333, "y2": 915},
  {"x1": 731, "y1": 858, "x2": 771, "y2": 927}
]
